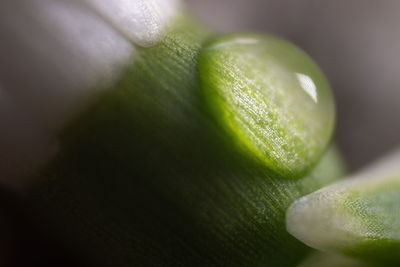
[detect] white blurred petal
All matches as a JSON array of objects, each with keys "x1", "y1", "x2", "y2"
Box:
[
  {"x1": 0, "y1": 0, "x2": 135, "y2": 131},
  {"x1": 0, "y1": 0, "x2": 182, "y2": 189},
  {"x1": 286, "y1": 149, "x2": 400, "y2": 252},
  {"x1": 85, "y1": 0, "x2": 182, "y2": 47}
]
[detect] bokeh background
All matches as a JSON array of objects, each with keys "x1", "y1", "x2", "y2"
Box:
[{"x1": 2, "y1": 0, "x2": 400, "y2": 266}]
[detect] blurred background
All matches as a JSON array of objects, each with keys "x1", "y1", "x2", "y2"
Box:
[{"x1": 2, "y1": 0, "x2": 400, "y2": 266}]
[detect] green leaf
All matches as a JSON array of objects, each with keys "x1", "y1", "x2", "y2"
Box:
[
  {"x1": 287, "y1": 149, "x2": 400, "y2": 265},
  {"x1": 298, "y1": 252, "x2": 373, "y2": 267},
  {"x1": 198, "y1": 33, "x2": 335, "y2": 179},
  {"x1": 28, "y1": 17, "x2": 343, "y2": 267}
]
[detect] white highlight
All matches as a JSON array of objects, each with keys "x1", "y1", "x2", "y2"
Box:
[
  {"x1": 296, "y1": 73, "x2": 318, "y2": 103},
  {"x1": 206, "y1": 37, "x2": 259, "y2": 50},
  {"x1": 234, "y1": 38, "x2": 259, "y2": 45}
]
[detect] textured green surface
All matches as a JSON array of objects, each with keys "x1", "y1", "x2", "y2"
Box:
[
  {"x1": 198, "y1": 34, "x2": 335, "y2": 179},
  {"x1": 298, "y1": 252, "x2": 373, "y2": 267},
  {"x1": 28, "y1": 18, "x2": 343, "y2": 266},
  {"x1": 287, "y1": 163, "x2": 400, "y2": 265},
  {"x1": 341, "y1": 176, "x2": 400, "y2": 265}
]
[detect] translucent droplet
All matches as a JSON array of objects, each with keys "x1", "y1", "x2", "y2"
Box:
[{"x1": 198, "y1": 33, "x2": 335, "y2": 178}]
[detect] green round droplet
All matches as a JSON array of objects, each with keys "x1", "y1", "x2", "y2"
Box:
[{"x1": 198, "y1": 33, "x2": 335, "y2": 178}]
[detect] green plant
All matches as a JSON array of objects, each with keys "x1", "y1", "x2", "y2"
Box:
[
  {"x1": 288, "y1": 150, "x2": 400, "y2": 265},
  {"x1": 4, "y1": 1, "x2": 398, "y2": 266},
  {"x1": 27, "y1": 12, "x2": 342, "y2": 267}
]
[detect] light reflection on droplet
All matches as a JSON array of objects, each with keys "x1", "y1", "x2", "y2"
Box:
[
  {"x1": 206, "y1": 37, "x2": 259, "y2": 50},
  {"x1": 296, "y1": 73, "x2": 318, "y2": 103},
  {"x1": 234, "y1": 38, "x2": 259, "y2": 45}
]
